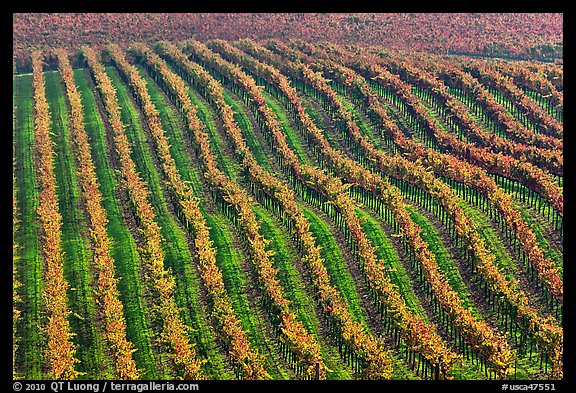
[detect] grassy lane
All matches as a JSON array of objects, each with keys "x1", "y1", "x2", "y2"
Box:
[
  {"x1": 138, "y1": 66, "x2": 291, "y2": 379},
  {"x1": 222, "y1": 92, "x2": 272, "y2": 171},
  {"x1": 254, "y1": 205, "x2": 317, "y2": 328},
  {"x1": 184, "y1": 79, "x2": 239, "y2": 181},
  {"x1": 407, "y1": 207, "x2": 480, "y2": 318},
  {"x1": 510, "y1": 201, "x2": 562, "y2": 276},
  {"x1": 301, "y1": 209, "x2": 366, "y2": 327},
  {"x1": 262, "y1": 90, "x2": 313, "y2": 165},
  {"x1": 13, "y1": 74, "x2": 43, "y2": 379},
  {"x1": 457, "y1": 203, "x2": 532, "y2": 288},
  {"x1": 44, "y1": 70, "x2": 111, "y2": 378},
  {"x1": 355, "y1": 209, "x2": 429, "y2": 322},
  {"x1": 490, "y1": 175, "x2": 559, "y2": 234},
  {"x1": 106, "y1": 66, "x2": 232, "y2": 379},
  {"x1": 75, "y1": 68, "x2": 159, "y2": 378},
  {"x1": 321, "y1": 86, "x2": 387, "y2": 150}
]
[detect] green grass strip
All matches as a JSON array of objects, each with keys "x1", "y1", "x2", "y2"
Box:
[
  {"x1": 252, "y1": 207, "x2": 341, "y2": 351},
  {"x1": 75, "y1": 68, "x2": 159, "y2": 379},
  {"x1": 406, "y1": 206, "x2": 481, "y2": 319},
  {"x1": 261, "y1": 90, "x2": 313, "y2": 165},
  {"x1": 44, "y1": 70, "x2": 111, "y2": 378},
  {"x1": 456, "y1": 201, "x2": 520, "y2": 284},
  {"x1": 355, "y1": 209, "x2": 429, "y2": 321},
  {"x1": 301, "y1": 209, "x2": 367, "y2": 328},
  {"x1": 222, "y1": 91, "x2": 273, "y2": 172},
  {"x1": 321, "y1": 86, "x2": 387, "y2": 149},
  {"x1": 510, "y1": 201, "x2": 562, "y2": 277},
  {"x1": 106, "y1": 66, "x2": 231, "y2": 379},
  {"x1": 490, "y1": 174, "x2": 560, "y2": 238},
  {"x1": 13, "y1": 74, "x2": 44, "y2": 380},
  {"x1": 12, "y1": 77, "x2": 20, "y2": 380},
  {"x1": 184, "y1": 81, "x2": 239, "y2": 180}
]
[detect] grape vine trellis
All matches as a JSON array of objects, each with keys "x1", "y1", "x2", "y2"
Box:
[{"x1": 13, "y1": 39, "x2": 562, "y2": 380}]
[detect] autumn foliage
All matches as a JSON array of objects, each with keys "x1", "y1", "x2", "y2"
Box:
[
  {"x1": 13, "y1": 13, "x2": 562, "y2": 70},
  {"x1": 83, "y1": 46, "x2": 204, "y2": 380},
  {"x1": 32, "y1": 50, "x2": 80, "y2": 380},
  {"x1": 260, "y1": 40, "x2": 562, "y2": 378},
  {"x1": 109, "y1": 43, "x2": 268, "y2": 380},
  {"x1": 213, "y1": 39, "x2": 521, "y2": 377},
  {"x1": 158, "y1": 40, "x2": 403, "y2": 379},
  {"x1": 14, "y1": 23, "x2": 562, "y2": 380},
  {"x1": 295, "y1": 44, "x2": 563, "y2": 306},
  {"x1": 54, "y1": 48, "x2": 139, "y2": 379},
  {"x1": 129, "y1": 42, "x2": 327, "y2": 379}
]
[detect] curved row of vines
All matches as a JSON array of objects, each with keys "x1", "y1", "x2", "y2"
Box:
[{"x1": 13, "y1": 40, "x2": 562, "y2": 380}]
